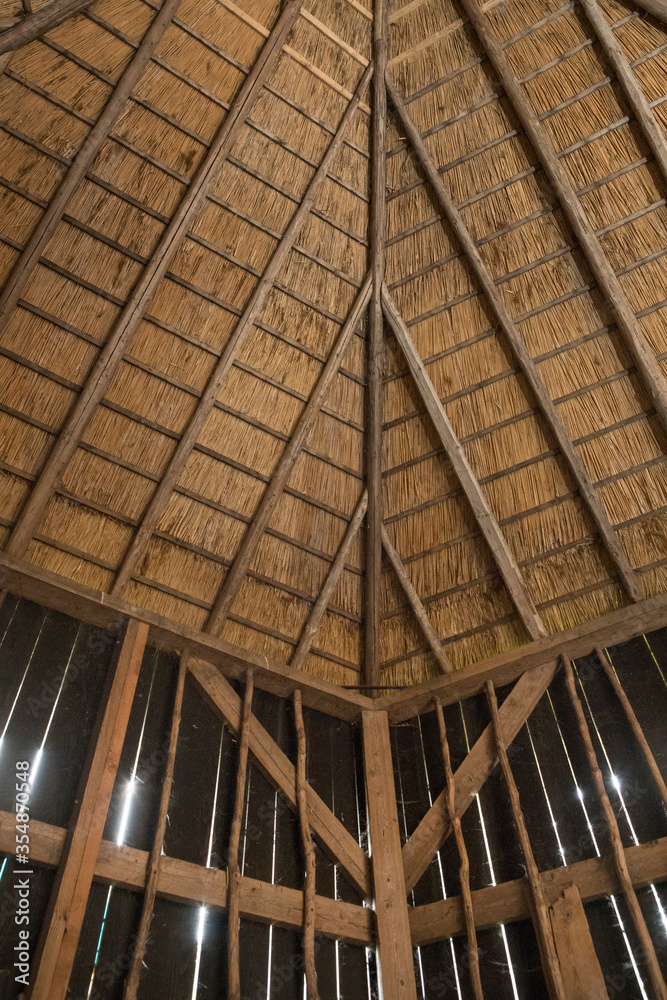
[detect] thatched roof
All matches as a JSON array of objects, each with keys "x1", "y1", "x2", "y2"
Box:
[{"x1": 1, "y1": 0, "x2": 666, "y2": 689}]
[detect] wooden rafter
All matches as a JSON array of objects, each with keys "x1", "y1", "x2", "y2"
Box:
[
  {"x1": 111, "y1": 62, "x2": 373, "y2": 601},
  {"x1": 457, "y1": 0, "x2": 667, "y2": 437},
  {"x1": 227, "y1": 669, "x2": 254, "y2": 1000},
  {"x1": 381, "y1": 526, "x2": 452, "y2": 673},
  {"x1": 402, "y1": 661, "x2": 557, "y2": 893},
  {"x1": 188, "y1": 656, "x2": 371, "y2": 897},
  {"x1": 30, "y1": 620, "x2": 149, "y2": 1000},
  {"x1": 0, "y1": 0, "x2": 96, "y2": 53},
  {"x1": 0, "y1": 0, "x2": 185, "y2": 332},
  {"x1": 294, "y1": 689, "x2": 321, "y2": 1000},
  {"x1": 386, "y1": 74, "x2": 644, "y2": 605},
  {"x1": 631, "y1": 0, "x2": 667, "y2": 25},
  {"x1": 4, "y1": 0, "x2": 307, "y2": 561},
  {"x1": 290, "y1": 490, "x2": 368, "y2": 672},
  {"x1": 204, "y1": 274, "x2": 372, "y2": 635},
  {"x1": 382, "y1": 287, "x2": 548, "y2": 642},
  {"x1": 365, "y1": 0, "x2": 388, "y2": 691}
]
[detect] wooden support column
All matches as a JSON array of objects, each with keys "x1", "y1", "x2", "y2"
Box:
[
  {"x1": 205, "y1": 273, "x2": 372, "y2": 635},
  {"x1": 385, "y1": 75, "x2": 643, "y2": 604},
  {"x1": 291, "y1": 490, "x2": 368, "y2": 672},
  {"x1": 456, "y1": 0, "x2": 667, "y2": 435},
  {"x1": 123, "y1": 654, "x2": 187, "y2": 1000},
  {"x1": 485, "y1": 679, "x2": 567, "y2": 1000},
  {"x1": 0, "y1": 0, "x2": 95, "y2": 53},
  {"x1": 383, "y1": 287, "x2": 547, "y2": 641},
  {"x1": 382, "y1": 527, "x2": 451, "y2": 673},
  {"x1": 112, "y1": 62, "x2": 373, "y2": 601},
  {"x1": 365, "y1": 0, "x2": 388, "y2": 690},
  {"x1": 0, "y1": 0, "x2": 185, "y2": 333},
  {"x1": 294, "y1": 690, "x2": 320, "y2": 1000},
  {"x1": 29, "y1": 619, "x2": 149, "y2": 1000},
  {"x1": 563, "y1": 657, "x2": 667, "y2": 1000},
  {"x1": 362, "y1": 710, "x2": 418, "y2": 1000},
  {"x1": 433, "y1": 698, "x2": 483, "y2": 1000},
  {"x1": 596, "y1": 646, "x2": 667, "y2": 810},
  {"x1": 549, "y1": 885, "x2": 608, "y2": 1000},
  {"x1": 227, "y1": 670, "x2": 254, "y2": 1000},
  {"x1": 5, "y1": 0, "x2": 306, "y2": 561}
]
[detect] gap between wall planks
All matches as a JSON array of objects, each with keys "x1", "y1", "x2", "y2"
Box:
[
  {"x1": 3, "y1": 0, "x2": 307, "y2": 563},
  {"x1": 28, "y1": 619, "x2": 150, "y2": 1000},
  {"x1": 6, "y1": 549, "x2": 667, "y2": 723}
]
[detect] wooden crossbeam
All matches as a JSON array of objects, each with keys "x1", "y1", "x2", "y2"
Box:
[
  {"x1": 382, "y1": 287, "x2": 547, "y2": 641},
  {"x1": 290, "y1": 490, "x2": 368, "y2": 671},
  {"x1": 457, "y1": 0, "x2": 667, "y2": 436},
  {"x1": 0, "y1": 0, "x2": 95, "y2": 53},
  {"x1": 110, "y1": 62, "x2": 373, "y2": 601},
  {"x1": 402, "y1": 661, "x2": 557, "y2": 893},
  {"x1": 381, "y1": 526, "x2": 452, "y2": 673},
  {"x1": 0, "y1": 0, "x2": 185, "y2": 332},
  {"x1": 4, "y1": 0, "x2": 307, "y2": 561},
  {"x1": 188, "y1": 656, "x2": 371, "y2": 898},
  {"x1": 30, "y1": 620, "x2": 149, "y2": 1000},
  {"x1": 386, "y1": 74, "x2": 643, "y2": 605},
  {"x1": 365, "y1": 0, "x2": 388, "y2": 690},
  {"x1": 205, "y1": 274, "x2": 372, "y2": 635}
]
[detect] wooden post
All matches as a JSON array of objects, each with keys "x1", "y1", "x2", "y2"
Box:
[
  {"x1": 433, "y1": 698, "x2": 483, "y2": 1000},
  {"x1": 485, "y1": 680, "x2": 567, "y2": 1000},
  {"x1": 596, "y1": 646, "x2": 667, "y2": 811},
  {"x1": 549, "y1": 885, "x2": 608, "y2": 1000},
  {"x1": 0, "y1": 0, "x2": 96, "y2": 54},
  {"x1": 362, "y1": 710, "x2": 418, "y2": 1000},
  {"x1": 123, "y1": 654, "x2": 187, "y2": 1000},
  {"x1": 385, "y1": 74, "x2": 643, "y2": 605},
  {"x1": 227, "y1": 670, "x2": 254, "y2": 1000},
  {"x1": 456, "y1": 0, "x2": 667, "y2": 436},
  {"x1": 365, "y1": 0, "x2": 388, "y2": 691},
  {"x1": 28, "y1": 619, "x2": 149, "y2": 1000},
  {"x1": 290, "y1": 490, "x2": 368, "y2": 672},
  {"x1": 563, "y1": 657, "x2": 667, "y2": 1000},
  {"x1": 294, "y1": 689, "x2": 320, "y2": 1000}
]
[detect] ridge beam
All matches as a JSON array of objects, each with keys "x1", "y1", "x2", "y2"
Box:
[
  {"x1": 382, "y1": 286, "x2": 547, "y2": 641},
  {"x1": 386, "y1": 73, "x2": 643, "y2": 604}
]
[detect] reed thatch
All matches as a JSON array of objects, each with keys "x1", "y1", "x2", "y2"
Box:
[{"x1": 1, "y1": 0, "x2": 666, "y2": 688}]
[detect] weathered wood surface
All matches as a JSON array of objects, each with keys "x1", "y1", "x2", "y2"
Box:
[
  {"x1": 227, "y1": 670, "x2": 254, "y2": 1000},
  {"x1": 294, "y1": 690, "x2": 320, "y2": 1000},
  {"x1": 0, "y1": 0, "x2": 95, "y2": 53},
  {"x1": 550, "y1": 885, "x2": 609, "y2": 1000}
]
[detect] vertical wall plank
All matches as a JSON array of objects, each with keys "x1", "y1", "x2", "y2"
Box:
[{"x1": 550, "y1": 885, "x2": 609, "y2": 1000}]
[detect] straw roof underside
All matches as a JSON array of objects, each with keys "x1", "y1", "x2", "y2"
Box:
[{"x1": 0, "y1": 0, "x2": 666, "y2": 688}]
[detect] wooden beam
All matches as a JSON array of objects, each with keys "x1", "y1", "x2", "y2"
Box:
[
  {"x1": 29, "y1": 619, "x2": 149, "y2": 1000},
  {"x1": 563, "y1": 657, "x2": 667, "y2": 1000},
  {"x1": 382, "y1": 526, "x2": 452, "y2": 673},
  {"x1": 5, "y1": 0, "x2": 307, "y2": 561},
  {"x1": 0, "y1": 0, "x2": 95, "y2": 53},
  {"x1": 409, "y1": 835, "x2": 667, "y2": 944},
  {"x1": 630, "y1": 0, "x2": 667, "y2": 26},
  {"x1": 204, "y1": 274, "x2": 372, "y2": 635},
  {"x1": 227, "y1": 670, "x2": 253, "y2": 1000},
  {"x1": 382, "y1": 288, "x2": 547, "y2": 641},
  {"x1": 456, "y1": 0, "x2": 667, "y2": 436},
  {"x1": 485, "y1": 679, "x2": 567, "y2": 1000},
  {"x1": 294, "y1": 690, "x2": 321, "y2": 1000},
  {"x1": 362, "y1": 710, "x2": 418, "y2": 1000},
  {"x1": 123, "y1": 654, "x2": 186, "y2": 1000},
  {"x1": 386, "y1": 74, "x2": 643, "y2": 605},
  {"x1": 290, "y1": 490, "x2": 368, "y2": 672},
  {"x1": 549, "y1": 885, "x2": 608, "y2": 1000},
  {"x1": 402, "y1": 661, "x2": 556, "y2": 893},
  {"x1": 0, "y1": 811, "x2": 375, "y2": 945},
  {"x1": 0, "y1": 0, "x2": 185, "y2": 332},
  {"x1": 188, "y1": 656, "x2": 372, "y2": 898},
  {"x1": 365, "y1": 0, "x2": 388, "y2": 690}
]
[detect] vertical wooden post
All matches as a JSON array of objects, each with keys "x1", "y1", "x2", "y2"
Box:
[
  {"x1": 28, "y1": 619, "x2": 149, "y2": 1000},
  {"x1": 549, "y1": 885, "x2": 609, "y2": 1000},
  {"x1": 596, "y1": 646, "x2": 667, "y2": 811},
  {"x1": 227, "y1": 670, "x2": 254, "y2": 1000},
  {"x1": 563, "y1": 658, "x2": 667, "y2": 1000},
  {"x1": 433, "y1": 698, "x2": 483, "y2": 1000},
  {"x1": 485, "y1": 680, "x2": 567, "y2": 1000},
  {"x1": 362, "y1": 710, "x2": 418, "y2": 1000},
  {"x1": 123, "y1": 654, "x2": 187, "y2": 1000},
  {"x1": 294, "y1": 689, "x2": 320, "y2": 1000},
  {"x1": 365, "y1": 0, "x2": 388, "y2": 690}
]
